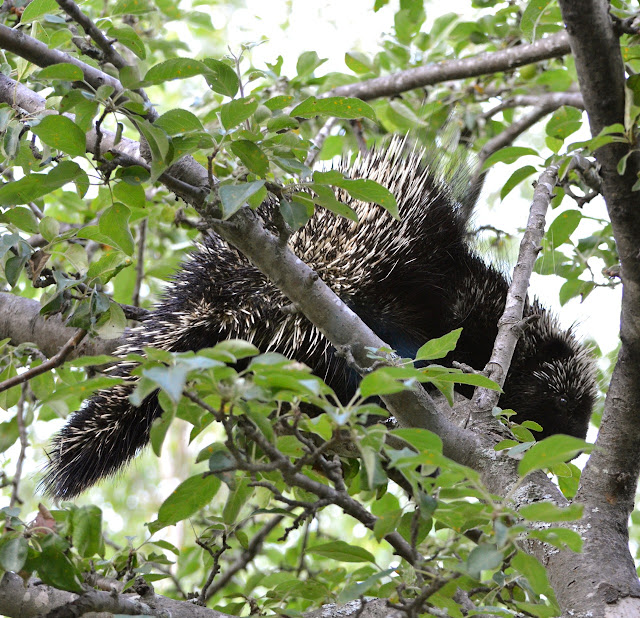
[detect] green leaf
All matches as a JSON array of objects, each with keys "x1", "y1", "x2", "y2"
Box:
[
  {"x1": 345, "y1": 51, "x2": 373, "y2": 74},
  {"x1": 466, "y1": 544, "x2": 503, "y2": 579},
  {"x1": 338, "y1": 568, "x2": 395, "y2": 604},
  {"x1": 511, "y1": 551, "x2": 555, "y2": 597},
  {"x1": 360, "y1": 368, "x2": 412, "y2": 398},
  {"x1": 230, "y1": 140, "x2": 269, "y2": 176},
  {"x1": 112, "y1": 0, "x2": 151, "y2": 16},
  {"x1": 391, "y1": 428, "x2": 443, "y2": 453},
  {"x1": 155, "y1": 109, "x2": 204, "y2": 135},
  {"x1": 420, "y1": 367, "x2": 501, "y2": 391},
  {"x1": 72, "y1": 505, "x2": 104, "y2": 558},
  {"x1": 37, "y1": 63, "x2": 84, "y2": 81},
  {"x1": 39, "y1": 216, "x2": 60, "y2": 241},
  {"x1": 135, "y1": 119, "x2": 170, "y2": 166},
  {"x1": 557, "y1": 462, "x2": 581, "y2": 499},
  {"x1": 560, "y1": 278, "x2": 595, "y2": 305},
  {"x1": 0, "y1": 419, "x2": 19, "y2": 452},
  {"x1": 279, "y1": 198, "x2": 313, "y2": 231},
  {"x1": 547, "y1": 209, "x2": 582, "y2": 248},
  {"x1": 310, "y1": 184, "x2": 358, "y2": 221},
  {"x1": 21, "y1": 0, "x2": 58, "y2": 23},
  {"x1": 500, "y1": 165, "x2": 537, "y2": 201},
  {"x1": 519, "y1": 502, "x2": 583, "y2": 522},
  {"x1": 520, "y1": 0, "x2": 553, "y2": 40},
  {"x1": 113, "y1": 181, "x2": 145, "y2": 209},
  {"x1": 0, "y1": 161, "x2": 82, "y2": 206},
  {"x1": 265, "y1": 95, "x2": 294, "y2": 111},
  {"x1": 31, "y1": 115, "x2": 86, "y2": 157},
  {"x1": 220, "y1": 97, "x2": 259, "y2": 130},
  {"x1": 296, "y1": 51, "x2": 327, "y2": 77},
  {"x1": 143, "y1": 365, "x2": 189, "y2": 404},
  {"x1": 145, "y1": 58, "x2": 207, "y2": 85},
  {"x1": 291, "y1": 96, "x2": 376, "y2": 121},
  {"x1": 223, "y1": 478, "x2": 253, "y2": 524},
  {"x1": 308, "y1": 541, "x2": 376, "y2": 564},
  {"x1": 99, "y1": 203, "x2": 134, "y2": 255},
  {"x1": 107, "y1": 26, "x2": 146, "y2": 59},
  {"x1": 0, "y1": 537, "x2": 28, "y2": 572},
  {"x1": 528, "y1": 527, "x2": 583, "y2": 552},
  {"x1": 36, "y1": 541, "x2": 84, "y2": 593},
  {"x1": 415, "y1": 328, "x2": 462, "y2": 361},
  {"x1": 518, "y1": 435, "x2": 592, "y2": 477},
  {"x1": 155, "y1": 474, "x2": 221, "y2": 529},
  {"x1": 115, "y1": 165, "x2": 151, "y2": 185},
  {"x1": 371, "y1": 494, "x2": 402, "y2": 541},
  {"x1": 202, "y1": 58, "x2": 239, "y2": 97},
  {"x1": 482, "y1": 146, "x2": 539, "y2": 170},
  {"x1": 94, "y1": 302, "x2": 127, "y2": 339},
  {"x1": 218, "y1": 180, "x2": 266, "y2": 219},
  {"x1": 1, "y1": 206, "x2": 40, "y2": 234},
  {"x1": 338, "y1": 179, "x2": 397, "y2": 217},
  {"x1": 546, "y1": 106, "x2": 583, "y2": 140}
]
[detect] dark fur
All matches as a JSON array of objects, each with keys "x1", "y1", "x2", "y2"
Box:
[{"x1": 42, "y1": 141, "x2": 596, "y2": 499}]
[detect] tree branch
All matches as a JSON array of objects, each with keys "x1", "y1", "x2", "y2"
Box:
[
  {"x1": 547, "y1": 0, "x2": 640, "y2": 613},
  {"x1": 328, "y1": 32, "x2": 571, "y2": 100},
  {"x1": 0, "y1": 292, "x2": 123, "y2": 358},
  {"x1": 474, "y1": 164, "x2": 558, "y2": 414},
  {"x1": 0, "y1": 571, "x2": 233, "y2": 618},
  {"x1": 55, "y1": 0, "x2": 127, "y2": 68},
  {"x1": 0, "y1": 328, "x2": 87, "y2": 393}
]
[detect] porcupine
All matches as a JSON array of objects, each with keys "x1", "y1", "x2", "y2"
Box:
[{"x1": 42, "y1": 137, "x2": 596, "y2": 499}]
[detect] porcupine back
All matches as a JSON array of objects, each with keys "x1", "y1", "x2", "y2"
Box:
[{"x1": 42, "y1": 138, "x2": 596, "y2": 499}]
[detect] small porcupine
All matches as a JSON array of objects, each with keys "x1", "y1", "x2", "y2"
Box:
[{"x1": 42, "y1": 138, "x2": 596, "y2": 499}]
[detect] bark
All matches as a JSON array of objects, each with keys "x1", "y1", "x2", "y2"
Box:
[
  {"x1": 329, "y1": 31, "x2": 571, "y2": 100},
  {"x1": 546, "y1": 1, "x2": 640, "y2": 616},
  {"x1": 0, "y1": 293, "x2": 123, "y2": 358}
]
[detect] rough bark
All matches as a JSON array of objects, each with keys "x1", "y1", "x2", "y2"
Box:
[
  {"x1": 0, "y1": 293, "x2": 123, "y2": 358},
  {"x1": 548, "y1": 1, "x2": 640, "y2": 615},
  {"x1": 329, "y1": 31, "x2": 571, "y2": 100}
]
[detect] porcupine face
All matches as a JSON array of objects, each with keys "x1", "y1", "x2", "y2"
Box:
[{"x1": 499, "y1": 308, "x2": 597, "y2": 440}]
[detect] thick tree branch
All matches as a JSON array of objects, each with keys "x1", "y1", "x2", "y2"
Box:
[
  {"x1": 547, "y1": 1, "x2": 640, "y2": 614},
  {"x1": 0, "y1": 571, "x2": 232, "y2": 618},
  {"x1": 0, "y1": 24, "x2": 136, "y2": 112},
  {"x1": 329, "y1": 32, "x2": 571, "y2": 100},
  {"x1": 0, "y1": 292, "x2": 123, "y2": 358}
]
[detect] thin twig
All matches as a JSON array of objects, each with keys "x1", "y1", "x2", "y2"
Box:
[
  {"x1": 203, "y1": 515, "x2": 285, "y2": 601},
  {"x1": 0, "y1": 329, "x2": 87, "y2": 393},
  {"x1": 9, "y1": 383, "x2": 28, "y2": 508}
]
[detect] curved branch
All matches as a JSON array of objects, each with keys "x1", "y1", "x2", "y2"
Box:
[{"x1": 328, "y1": 32, "x2": 571, "y2": 101}]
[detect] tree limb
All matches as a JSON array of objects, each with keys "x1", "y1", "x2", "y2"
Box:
[
  {"x1": 548, "y1": 0, "x2": 640, "y2": 614},
  {"x1": 0, "y1": 328, "x2": 86, "y2": 393},
  {"x1": 328, "y1": 31, "x2": 571, "y2": 100},
  {"x1": 0, "y1": 292, "x2": 123, "y2": 358}
]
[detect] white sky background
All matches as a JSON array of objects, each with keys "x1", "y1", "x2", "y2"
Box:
[{"x1": 188, "y1": 0, "x2": 621, "y2": 357}]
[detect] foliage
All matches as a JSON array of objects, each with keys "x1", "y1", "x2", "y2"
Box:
[{"x1": 0, "y1": 0, "x2": 634, "y2": 616}]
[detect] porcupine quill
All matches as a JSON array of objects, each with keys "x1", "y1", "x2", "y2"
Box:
[{"x1": 42, "y1": 137, "x2": 596, "y2": 499}]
